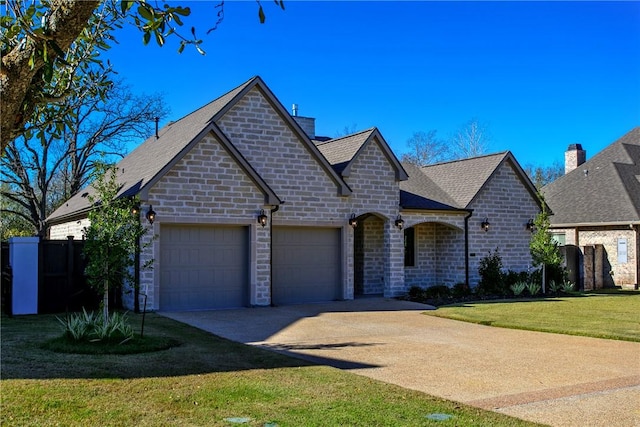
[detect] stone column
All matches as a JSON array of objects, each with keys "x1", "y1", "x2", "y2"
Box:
[
  {"x1": 384, "y1": 219, "x2": 405, "y2": 297},
  {"x1": 583, "y1": 245, "x2": 594, "y2": 291}
]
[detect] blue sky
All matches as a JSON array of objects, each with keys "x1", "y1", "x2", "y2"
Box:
[{"x1": 106, "y1": 1, "x2": 640, "y2": 167}]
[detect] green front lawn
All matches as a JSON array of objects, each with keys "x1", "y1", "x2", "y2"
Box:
[
  {"x1": 1, "y1": 313, "x2": 540, "y2": 426},
  {"x1": 427, "y1": 291, "x2": 640, "y2": 342}
]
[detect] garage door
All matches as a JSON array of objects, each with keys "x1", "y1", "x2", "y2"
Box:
[
  {"x1": 160, "y1": 225, "x2": 248, "y2": 311},
  {"x1": 272, "y1": 227, "x2": 341, "y2": 305}
]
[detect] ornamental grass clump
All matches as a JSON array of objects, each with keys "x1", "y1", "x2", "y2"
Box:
[
  {"x1": 561, "y1": 280, "x2": 575, "y2": 293},
  {"x1": 525, "y1": 281, "x2": 541, "y2": 296},
  {"x1": 510, "y1": 282, "x2": 527, "y2": 296},
  {"x1": 57, "y1": 309, "x2": 134, "y2": 345}
]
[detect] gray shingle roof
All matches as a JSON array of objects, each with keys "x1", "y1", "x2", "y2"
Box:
[
  {"x1": 400, "y1": 151, "x2": 539, "y2": 212},
  {"x1": 542, "y1": 127, "x2": 640, "y2": 226},
  {"x1": 419, "y1": 152, "x2": 509, "y2": 208},
  {"x1": 316, "y1": 128, "x2": 375, "y2": 173},
  {"x1": 399, "y1": 162, "x2": 461, "y2": 210},
  {"x1": 47, "y1": 77, "x2": 262, "y2": 223},
  {"x1": 316, "y1": 128, "x2": 408, "y2": 181}
]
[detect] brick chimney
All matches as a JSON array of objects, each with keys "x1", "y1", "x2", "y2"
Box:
[
  {"x1": 291, "y1": 104, "x2": 316, "y2": 139},
  {"x1": 565, "y1": 143, "x2": 586, "y2": 174}
]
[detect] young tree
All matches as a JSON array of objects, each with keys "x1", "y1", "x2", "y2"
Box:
[
  {"x1": 83, "y1": 165, "x2": 150, "y2": 321},
  {"x1": 401, "y1": 130, "x2": 450, "y2": 166},
  {"x1": 0, "y1": 0, "x2": 284, "y2": 153},
  {"x1": 529, "y1": 193, "x2": 563, "y2": 293}
]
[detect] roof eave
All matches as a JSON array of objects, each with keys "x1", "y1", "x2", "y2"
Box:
[{"x1": 550, "y1": 220, "x2": 640, "y2": 229}]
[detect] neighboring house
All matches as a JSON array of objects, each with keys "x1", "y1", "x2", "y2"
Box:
[
  {"x1": 542, "y1": 128, "x2": 640, "y2": 290},
  {"x1": 47, "y1": 76, "x2": 541, "y2": 311}
]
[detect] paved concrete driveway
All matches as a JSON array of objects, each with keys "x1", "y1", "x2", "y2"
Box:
[{"x1": 162, "y1": 298, "x2": 640, "y2": 427}]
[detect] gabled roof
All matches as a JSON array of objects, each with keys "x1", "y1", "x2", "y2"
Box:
[
  {"x1": 400, "y1": 151, "x2": 540, "y2": 211},
  {"x1": 47, "y1": 76, "x2": 290, "y2": 223},
  {"x1": 542, "y1": 127, "x2": 640, "y2": 226},
  {"x1": 316, "y1": 128, "x2": 409, "y2": 181},
  {"x1": 399, "y1": 162, "x2": 462, "y2": 211}
]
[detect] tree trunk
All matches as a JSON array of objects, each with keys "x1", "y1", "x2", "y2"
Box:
[{"x1": 0, "y1": 0, "x2": 100, "y2": 153}]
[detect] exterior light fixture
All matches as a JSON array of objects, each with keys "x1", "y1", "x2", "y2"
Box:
[
  {"x1": 395, "y1": 215, "x2": 405, "y2": 230},
  {"x1": 257, "y1": 210, "x2": 268, "y2": 227},
  {"x1": 481, "y1": 218, "x2": 490, "y2": 232},
  {"x1": 526, "y1": 218, "x2": 535, "y2": 232},
  {"x1": 146, "y1": 205, "x2": 156, "y2": 225},
  {"x1": 132, "y1": 205, "x2": 140, "y2": 216},
  {"x1": 348, "y1": 214, "x2": 358, "y2": 229}
]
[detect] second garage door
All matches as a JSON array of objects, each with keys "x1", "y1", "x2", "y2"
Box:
[
  {"x1": 272, "y1": 226, "x2": 341, "y2": 305},
  {"x1": 159, "y1": 225, "x2": 248, "y2": 311}
]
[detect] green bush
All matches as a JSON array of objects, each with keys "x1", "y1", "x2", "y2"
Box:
[
  {"x1": 423, "y1": 285, "x2": 451, "y2": 299},
  {"x1": 510, "y1": 282, "x2": 527, "y2": 296},
  {"x1": 503, "y1": 270, "x2": 530, "y2": 290},
  {"x1": 561, "y1": 280, "x2": 575, "y2": 293},
  {"x1": 57, "y1": 309, "x2": 134, "y2": 344},
  {"x1": 452, "y1": 282, "x2": 471, "y2": 298},
  {"x1": 477, "y1": 248, "x2": 507, "y2": 296},
  {"x1": 408, "y1": 286, "x2": 425, "y2": 300},
  {"x1": 525, "y1": 282, "x2": 541, "y2": 296}
]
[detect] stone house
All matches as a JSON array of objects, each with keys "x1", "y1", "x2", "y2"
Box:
[
  {"x1": 47, "y1": 76, "x2": 541, "y2": 311},
  {"x1": 542, "y1": 128, "x2": 640, "y2": 290}
]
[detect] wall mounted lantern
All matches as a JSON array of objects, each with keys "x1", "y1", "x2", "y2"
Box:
[
  {"x1": 348, "y1": 214, "x2": 358, "y2": 229},
  {"x1": 146, "y1": 205, "x2": 156, "y2": 225},
  {"x1": 257, "y1": 209, "x2": 268, "y2": 227},
  {"x1": 525, "y1": 218, "x2": 535, "y2": 232},
  {"x1": 395, "y1": 215, "x2": 405, "y2": 230},
  {"x1": 131, "y1": 205, "x2": 140, "y2": 216},
  {"x1": 481, "y1": 217, "x2": 490, "y2": 232}
]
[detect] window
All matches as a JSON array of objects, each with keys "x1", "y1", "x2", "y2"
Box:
[
  {"x1": 618, "y1": 238, "x2": 628, "y2": 264},
  {"x1": 551, "y1": 233, "x2": 566, "y2": 246},
  {"x1": 404, "y1": 227, "x2": 415, "y2": 267}
]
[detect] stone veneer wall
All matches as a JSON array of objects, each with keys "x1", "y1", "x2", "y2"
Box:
[
  {"x1": 575, "y1": 227, "x2": 638, "y2": 289},
  {"x1": 467, "y1": 162, "x2": 539, "y2": 287},
  {"x1": 403, "y1": 213, "x2": 467, "y2": 288},
  {"x1": 345, "y1": 138, "x2": 404, "y2": 296},
  {"x1": 49, "y1": 218, "x2": 90, "y2": 240},
  {"x1": 133, "y1": 135, "x2": 269, "y2": 310},
  {"x1": 361, "y1": 216, "x2": 384, "y2": 294},
  {"x1": 435, "y1": 224, "x2": 466, "y2": 286}
]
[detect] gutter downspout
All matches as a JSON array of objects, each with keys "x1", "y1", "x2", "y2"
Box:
[
  {"x1": 269, "y1": 204, "x2": 281, "y2": 307},
  {"x1": 464, "y1": 209, "x2": 473, "y2": 290}
]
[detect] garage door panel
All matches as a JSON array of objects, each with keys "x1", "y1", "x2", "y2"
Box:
[
  {"x1": 160, "y1": 225, "x2": 248, "y2": 311},
  {"x1": 273, "y1": 227, "x2": 341, "y2": 305}
]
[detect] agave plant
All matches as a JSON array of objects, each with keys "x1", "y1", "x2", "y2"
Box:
[
  {"x1": 561, "y1": 280, "x2": 575, "y2": 293},
  {"x1": 526, "y1": 282, "x2": 542, "y2": 296},
  {"x1": 510, "y1": 282, "x2": 527, "y2": 296}
]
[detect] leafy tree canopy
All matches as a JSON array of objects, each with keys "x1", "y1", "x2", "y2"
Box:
[{"x1": 0, "y1": 0, "x2": 284, "y2": 154}]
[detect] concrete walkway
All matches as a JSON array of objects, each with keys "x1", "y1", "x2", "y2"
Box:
[{"x1": 162, "y1": 298, "x2": 640, "y2": 427}]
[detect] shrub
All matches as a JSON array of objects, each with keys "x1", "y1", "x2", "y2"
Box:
[
  {"x1": 477, "y1": 248, "x2": 507, "y2": 296},
  {"x1": 510, "y1": 282, "x2": 527, "y2": 296},
  {"x1": 549, "y1": 280, "x2": 562, "y2": 295},
  {"x1": 57, "y1": 309, "x2": 134, "y2": 344},
  {"x1": 503, "y1": 270, "x2": 530, "y2": 290},
  {"x1": 452, "y1": 282, "x2": 471, "y2": 298},
  {"x1": 423, "y1": 285, "x2": 451, "y2": 299},
  {"x1": 408, "y1": 286, "x2": 425, "y2": 300},
  {"x1": 561, "y1": 280, "x2": 575, "y2": 293},
  {"x1": 526, "y1": 282, "x2": 541, "y2": 296}
]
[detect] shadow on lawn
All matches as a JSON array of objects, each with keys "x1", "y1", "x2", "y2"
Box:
[{"x1": 0, "y1": 313, "x2": 378, "y2": 381}]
